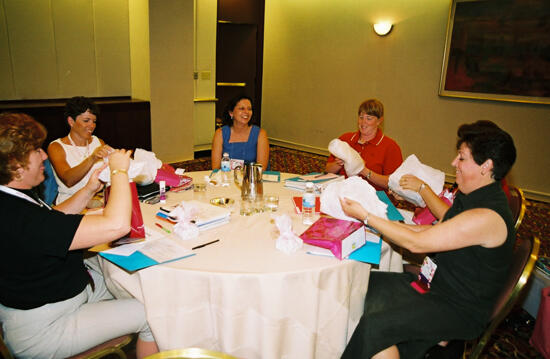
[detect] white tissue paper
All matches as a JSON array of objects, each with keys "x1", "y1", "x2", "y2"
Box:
[
  {"x1": 388, "y1": 154, "x2": 445, "y2": 207},
  {"x1": 274, "y1": 214, "x2": 303, "y2": 254},
  {"x1": 133, "y1": 149, "x2": 163, "y2": 185},
  {"x1": 170, "y1": 201, "x2": 200, "y2": 240},
  {"x1": 98, "y1": 160, "x2": 145, "y2": 183},
  {"x1": 328, "y1": 139, "x2": 365, "y2": 177},
  {"x1": 320, "y1": 176, "x2": 388, "y2": 221}
]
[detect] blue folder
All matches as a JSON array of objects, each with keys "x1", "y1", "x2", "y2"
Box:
[
  {"x1": 100, "y1": 251, "x2": 195, "y2": 272},
  {"x1": 346, "y1": 191, "x2": 403, "y2": 265}
]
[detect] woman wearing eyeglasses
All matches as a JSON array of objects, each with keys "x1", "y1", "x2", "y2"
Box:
[
  {"x1": 0, "y1": 113, "x2": 158, "y2": 358},
  {"x1": 325, "y1": 98, "x2": 403, "y2": 191}
]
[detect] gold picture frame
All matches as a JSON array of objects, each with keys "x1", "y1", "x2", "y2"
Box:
[{"x1": 439, "y1": 0, "x2": 550, "y2": 105}]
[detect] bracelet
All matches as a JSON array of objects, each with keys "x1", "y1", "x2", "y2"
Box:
[
  {"x1": 363, "y1": 213, "x2": 369, "y2": 226},
  {"x1": 366, "y1": 169, "x2": 372, "y2": 180},
  {"x1": 418, "y1": 183, "x2": 426, "y2": 193},
  {"x1": 111, "y1": 169, "x2": 128, "y2": 176}
]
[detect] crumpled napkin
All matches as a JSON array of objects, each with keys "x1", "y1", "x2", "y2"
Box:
[
  {"x1": 328, "y1": 139, "x2": 365, "y2": 176},
  {"x1": 98, "y1": 160, "x2": 145, "y2": 183},
  {"x1": 170, "y1": 201, "x2": 200, "y2": 240},
  {"x1": 320, "y1": 176, "x2": 387, "y2": 221},
  {"x1": 274, "y1": 214, "x2": 303, "y2": 254},
  {"x1": 133, "y1": 149, "x2": 163, "y2": 185},
  {"x1": 388, "y1": 154, "x2": 445, "y2": 207}
]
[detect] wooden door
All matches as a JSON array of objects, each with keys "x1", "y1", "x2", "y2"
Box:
[{"x1": 216, "y1": 0, "x2": 264, "y2": 128}]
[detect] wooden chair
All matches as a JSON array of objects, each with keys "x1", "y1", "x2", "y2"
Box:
[
  {"x1": 465, "y1": 236, "x2": 540, "y2": 359},
  {"x1": 144, "y1": 347, "x2": 239, "y2": 359},
  {"x1": 507, "y1": 185, "x2": 526, "y2": 231},
  {"x1": 0, "y1": 328, "x2": 133, "y2": 359}
]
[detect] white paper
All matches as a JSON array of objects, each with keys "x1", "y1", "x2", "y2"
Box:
[
  {"x1": 101, "y1": 241, "x2": 146, "y2": 256},
  {"x1": 139, "y1": 238, "x2": 194, "y2": 263},
  {"x1": 299, "y1": 173, "x2": 340, "y2": 181},
  {"x1": 320, "y1": 176, "x2": 388, "y2": 221},
  {"x1": 388, "y1": 154, "x2": 445, "y2": 207},
  {"x1": 328, "y1": 139, "x2": 365, "y2": 176}
]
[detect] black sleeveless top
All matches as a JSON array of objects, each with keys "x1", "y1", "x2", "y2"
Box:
[{"x1": 431, "y1": 181, "x2": 515, "y2": 325}]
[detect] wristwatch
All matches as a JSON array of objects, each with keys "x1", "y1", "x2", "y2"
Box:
[
  {"x1": 363, "y1": 213, "x2": 369, "y2": 226},
  {"x1": 418, "y1": 183, "x2": 426, "y2": 193}
]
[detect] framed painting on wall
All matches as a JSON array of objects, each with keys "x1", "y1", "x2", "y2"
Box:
[{"x1": 439, "y1": 0, "x2": 550, "y2": 105}]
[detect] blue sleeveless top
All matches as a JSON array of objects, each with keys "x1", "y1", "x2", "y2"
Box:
[{"x1": 221, "y1": 125, "x2": 260, "y2": 163}]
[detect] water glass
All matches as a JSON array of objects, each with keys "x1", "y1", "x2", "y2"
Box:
[
  {"x1": 240, "y1": 198, "x2": 254, "y2": 216},
  {"x1": 254, "y1": 196, "x2": 265, "y2": 213},
  {"x1": 264, "y1": 195, "x2": 279, "y2": 212}
]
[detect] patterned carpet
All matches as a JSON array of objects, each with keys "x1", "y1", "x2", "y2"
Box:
[{"x1": 169, "y1": 145, "x2": 550, "y2": 359}]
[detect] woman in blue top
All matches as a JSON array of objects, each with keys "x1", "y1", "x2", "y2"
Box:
[{"x1": 211, "y1": 95, "x2": 269, "y2": 169}]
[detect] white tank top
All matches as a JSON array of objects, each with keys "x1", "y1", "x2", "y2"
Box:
[{"x1": 51, "y1": 136, "x2": 103, "y2": 204}]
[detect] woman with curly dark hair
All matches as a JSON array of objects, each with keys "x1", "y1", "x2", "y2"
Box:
[{"x1": 340, "y1": 120, "x2": 516, "y2": 359}]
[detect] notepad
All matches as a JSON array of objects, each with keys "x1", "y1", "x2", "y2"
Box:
[
  {"x1": 262, "y1": 171, "x2": 281, "y2": 182},
  {"x1": 100, "y1": 237, "x2": 195, "y2": 271},
  {"x1": 284, "y1": 172, "x2": 344, "y2": 191}
]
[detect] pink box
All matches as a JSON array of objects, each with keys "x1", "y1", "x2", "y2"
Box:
[{"x1": 299, "y1": 217, "x2": 366, "y2": 260}]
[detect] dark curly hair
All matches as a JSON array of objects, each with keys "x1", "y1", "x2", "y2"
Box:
[
  {"x1": 456, "y1": 120, "x2": 516, "y2": 181},
  {"x1": 222, "y1": 94, "x2": 254, "y2": 127},
  {"x1": 0, "y1": 113, "x2": 47, "y2": 185},
  {"x1": 63, "y1": 96, "x2": 99, "y2": 122}
]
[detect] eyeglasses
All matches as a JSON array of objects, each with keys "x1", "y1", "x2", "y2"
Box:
[{"x1": 358, "y1": 113, "x2": 378, "y2": 121}]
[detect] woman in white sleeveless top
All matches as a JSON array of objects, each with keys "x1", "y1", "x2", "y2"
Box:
[{"x1": 48, "y1": 97, "x2": 113, "y2": 205}]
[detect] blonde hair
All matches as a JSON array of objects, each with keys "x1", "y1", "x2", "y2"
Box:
[{"x1": 357, "y1": 99, "x2": 384, "y2": 118}]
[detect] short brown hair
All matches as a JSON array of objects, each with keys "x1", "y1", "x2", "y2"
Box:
[
  {"x1": 357, "y1": 99, "x2": 384, "y2": 119},
  {"x1": 0, "y1": 113, "x2": 47, "y2": 185}
]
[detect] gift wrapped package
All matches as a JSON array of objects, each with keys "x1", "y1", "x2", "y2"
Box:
[{"x1": 299, "y1": 217, "x2": 365, "y2": 259}]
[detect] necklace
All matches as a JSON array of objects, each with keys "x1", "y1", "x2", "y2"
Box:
[{"x1": 68, "y1": 133, "x2": 90, "y2": 160}]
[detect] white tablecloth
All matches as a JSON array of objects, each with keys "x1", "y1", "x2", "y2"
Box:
[{"x1": 100, "y1": 171, "x2": 402, "y2": 359}]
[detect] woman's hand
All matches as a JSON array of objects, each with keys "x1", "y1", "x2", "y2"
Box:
[
  {"x1": 339, "y1": 197, "x2": 369, "y2": 222},
  {"x1": 84, "y1": 162, "x2": 107, "y2": 195},
  {"x1": 107, "y1": 149, "x2": 132, "y2": 172},
  {"x1": 334, "y1": 157, "x2": 344, "y2": 167},
  {"x1": 400, "y1": 174, "x2": 424, "y2": 192},
  {"x1": 91, "y1": 144, "x2": 115, "y2": 161}
]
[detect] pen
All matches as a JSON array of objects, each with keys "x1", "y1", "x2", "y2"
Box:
[
  {"x1": 192, "y1": 239, "x2": 220, "y2": 250},
  {"x1": 155, "y1": 222, "x2": 172, "y2": 234}
]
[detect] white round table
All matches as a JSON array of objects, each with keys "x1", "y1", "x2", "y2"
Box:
[{"x1": 100, "y1": 171, "x2": 403, "y2": 359}]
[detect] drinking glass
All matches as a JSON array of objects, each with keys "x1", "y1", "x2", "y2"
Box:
[
  {"x1": 264, "y1": 195, "x2": 279, "y2": 212},
  {"x1": 240, "y1": 198, "x2": 254, "y2": 216}
]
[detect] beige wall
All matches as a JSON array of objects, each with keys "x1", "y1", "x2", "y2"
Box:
[
  {"x1": 149, "y1": 0, "x2": 195, "y2": 163},
  {"x1": 0, "y1": 0, "x2": 131, "y2": 99},
  {"x1": 262, "y1": 0, "x2": 550, "y2": 200},
  {"x1": 128, "y1": 0, "x2": 150, "y2": 101},
  {"x1": 193, "y1": 0, "x2": 217, "y2": 151}
]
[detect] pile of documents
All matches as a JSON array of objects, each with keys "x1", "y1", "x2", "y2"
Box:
[{"x1": 284, "y1": 172, "x2": 344, "y2": 192}]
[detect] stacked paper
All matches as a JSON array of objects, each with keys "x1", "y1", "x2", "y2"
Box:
[
  {"x1": 179, "y1": 200, "x2": 231, "y2": 230},
  {"x1": 284, "y1": 172, "x2": 344, "y2": 192}
]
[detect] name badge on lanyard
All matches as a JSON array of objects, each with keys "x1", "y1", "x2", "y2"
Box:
[{"x1": 411, "y1": 256, "x2": 438, "y2": 294}]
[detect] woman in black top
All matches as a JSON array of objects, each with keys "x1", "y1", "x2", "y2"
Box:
[
  {"x1": 0, "y1": 113, "x2": 158, "y2": 358},
  {"x1": 339, "y1": 121, "x2": 517, "y2": 359}
]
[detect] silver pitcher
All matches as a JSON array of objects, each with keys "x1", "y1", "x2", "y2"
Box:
[{"x1": 234, "y1": 162, "x2": 263, "y2": 201}]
